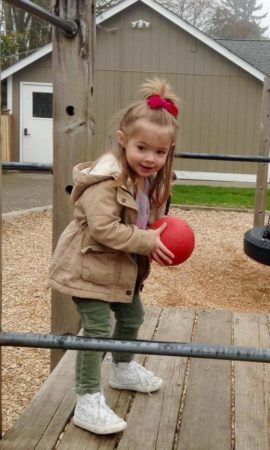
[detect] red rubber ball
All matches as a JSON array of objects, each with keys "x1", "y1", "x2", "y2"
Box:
[{"x1": 150, "y1": 216, "x2": 195, "y2": 266}]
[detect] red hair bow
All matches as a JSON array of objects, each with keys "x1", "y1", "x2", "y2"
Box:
[{"x1": 147, "y1": 94, "x2": 179, "y2": 117}]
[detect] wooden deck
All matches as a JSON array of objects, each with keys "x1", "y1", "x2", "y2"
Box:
[{"x1": 1, "y1": 307, "x2": 270, "y2": 449}]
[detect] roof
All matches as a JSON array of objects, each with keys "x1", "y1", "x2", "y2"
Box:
[
  {"x1": 217, "y1": 39, "x2": 270, "y2": 76},
  {"x1": 1, "y1": 0, "x2": 267, "y2": 81},
  {"x1": 1, "y1": 43, "x2": 52, "y2": 80}
]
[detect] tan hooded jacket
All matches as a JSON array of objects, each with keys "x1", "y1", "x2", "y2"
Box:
[{"x1": 48, "y1": 154, "x2": 165, "y2": 303}]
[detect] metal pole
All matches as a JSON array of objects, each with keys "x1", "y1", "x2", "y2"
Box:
[
  {"x1": 4, "y1": 0, "x2": 78, "y2": 37},
  {"x1": 2, "y1": 162, "x2": 52, "y2": 172},
  {"x1": 3, "y1": 156, "x2": 269, "y2": 172},
  {"x1": 1, "y1": 332, "x2": 270, "y2": 363},
  {"x1": 175, "y1": 153, "x2": 270, "y2": 163}
]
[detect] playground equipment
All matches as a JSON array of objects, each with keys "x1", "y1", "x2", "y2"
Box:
[
  {"x1": 0, "y1": 0, "x2": 270, "y2": 448},
  {"x1": 244, "y1": 218, "x2": 270, "y2": 266},
  {"x1": 2, "y1": 162, "x2": 52, "y2": 172},
  {"x1": 1, "y1": 1, "x2": 270, "y2": 443},
  {"x1": 0, "y1": 331, "x2": 270, "y2": 363},
  {"x1": 175, "y1": 153, "x2": 270, "y2": 163},
  {"x1": 4, "y1": 0, "x2": 79, "y2": 36}
]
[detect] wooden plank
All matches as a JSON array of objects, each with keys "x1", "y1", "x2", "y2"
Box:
[
  {"x1": 0, "y1": 350, "x2": 76, "y2": 449},
  {"x1": 57, "y1": 307, "x2": 162, "y2": 449},
  {"x1": 177, "y1": 309, "x2": 232, "y2": 450},
  {"x1": 234, "y1": 312, "x2": 270, "y2": 450},
  {"x1": 117, "y1": 308, "x2": 195, "y2": 450}
]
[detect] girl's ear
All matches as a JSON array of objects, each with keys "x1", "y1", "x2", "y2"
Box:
[{"x1": 116, "y1": 129, "x2": 126, "y2": 147}]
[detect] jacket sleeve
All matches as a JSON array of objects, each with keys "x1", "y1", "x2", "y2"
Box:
[{"x1": 79, "y1": 181, "x2": 156, "y2": 255}]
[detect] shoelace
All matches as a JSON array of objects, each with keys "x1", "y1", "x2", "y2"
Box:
[
  {"x1": 131, "y1": 362, "x2": 153, "y2": 395},
  {"x1": 98, "y1": 392, "x2": 117, "y2": 423}
]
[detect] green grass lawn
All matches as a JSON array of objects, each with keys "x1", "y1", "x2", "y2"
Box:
[{"x1": 171, "y1": 185, "x2": 270, "y2": 210}]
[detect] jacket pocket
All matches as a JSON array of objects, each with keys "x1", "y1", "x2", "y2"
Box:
[{"x1": 81, "y1": 247, "x2": 120, "y2": 286}]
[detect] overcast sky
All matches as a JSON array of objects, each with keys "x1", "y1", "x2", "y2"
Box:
[{"x1": 258, "y1": 0, "x2": 270, "y2": 36}]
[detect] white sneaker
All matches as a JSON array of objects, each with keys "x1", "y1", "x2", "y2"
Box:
[
  {"x1": 73, "y1": 392, "x2": 127, "y2": 435},
  {"x1": 109, "y1": 361, "x2": 163, "y2": 393}
]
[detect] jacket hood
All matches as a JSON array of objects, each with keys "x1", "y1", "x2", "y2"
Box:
[{"x1": 71, "y1": 153, "x2": 121, "y2": 203}]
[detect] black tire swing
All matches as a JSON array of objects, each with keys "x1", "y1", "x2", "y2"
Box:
[{"x1": 244, "y1": 217, "x2": 270, "y2": 266}]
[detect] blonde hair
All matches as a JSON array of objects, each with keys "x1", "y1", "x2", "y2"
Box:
[{"x1": 111, "y1": 78, "x2": 179, "y2": 207}]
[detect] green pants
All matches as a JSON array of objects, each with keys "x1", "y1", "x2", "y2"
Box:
[{"x1": 73, "y1": 293, "x2": 144, "y2": 395}]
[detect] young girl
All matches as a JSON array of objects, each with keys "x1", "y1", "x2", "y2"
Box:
[{"x1": 48, "y1": 78, "x2": 179, "y2": 435}]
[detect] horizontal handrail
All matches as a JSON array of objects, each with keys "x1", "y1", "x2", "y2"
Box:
[
  {"x1": 3, "y1": 153, "x2": 270, "y2": 173},
  {"x1": 0, "y1": 332, "x2": 270, "y2": 363},
  {"x1": 2, "y1": 162, "x2": 52, "y2": 172},
  {"x1": 175, "y1": 153, "x2": 270, "y2": 163},
  {"x1": 3, "y1": 0, "x2": 78, "y2": 37}
]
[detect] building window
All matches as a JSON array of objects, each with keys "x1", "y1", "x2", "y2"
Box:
[
  {"x1": 1, "y1": 79, "x2": 8, "y2": 112},
  {"x1": 33, "y1": 92, "x2": 53, "y2": 118}
]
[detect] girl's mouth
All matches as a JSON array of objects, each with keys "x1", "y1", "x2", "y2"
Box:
[{"x1": 140, "y1": 165, "x2": 153, "y2": 171}]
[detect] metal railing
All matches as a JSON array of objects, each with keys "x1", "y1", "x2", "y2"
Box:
[
  {"x1": 0, "y1": 332, "x2": 270, "y2": 363},
  {"x1": 3, "y1": 0, "x2": 78, "y2": 36},
  {"x1": 2, "y1": 162, "x2": 52, "y2": 172},
  {"x1": 175, "y1": 152, "x2": 270, "y2": 163},
  {"x1": 2, "y1": 153, "x2": 270, "y2": 173}
]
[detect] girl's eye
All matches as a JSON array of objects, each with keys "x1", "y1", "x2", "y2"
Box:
[
  {"x1": 138, "y1": 145, "x2": 145, "y2": 151},
  {"x1": 158, "y1": 150, "x2": 166, "y2": 155}
]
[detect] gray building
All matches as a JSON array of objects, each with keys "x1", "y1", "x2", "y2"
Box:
[{"x1": 1, "y1": 0, "x2": 269, "y2": 182}]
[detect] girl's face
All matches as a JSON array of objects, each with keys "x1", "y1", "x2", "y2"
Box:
[{"x1": 116, "y1": 119, "x2": 174, "y2": 179}]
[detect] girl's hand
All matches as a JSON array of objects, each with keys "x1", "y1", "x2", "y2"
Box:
[{"x1": 149, "y1": 223, "x2": 174, "y2": 266}]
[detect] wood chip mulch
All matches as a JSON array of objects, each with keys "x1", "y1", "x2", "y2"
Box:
[{"x1": 2, "y1": 208, "x2": 270, "y2": 433}]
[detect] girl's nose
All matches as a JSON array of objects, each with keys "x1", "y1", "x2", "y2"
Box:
[{"x1": 145, "y1": 152, "x2": 155, "y2": 162}]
